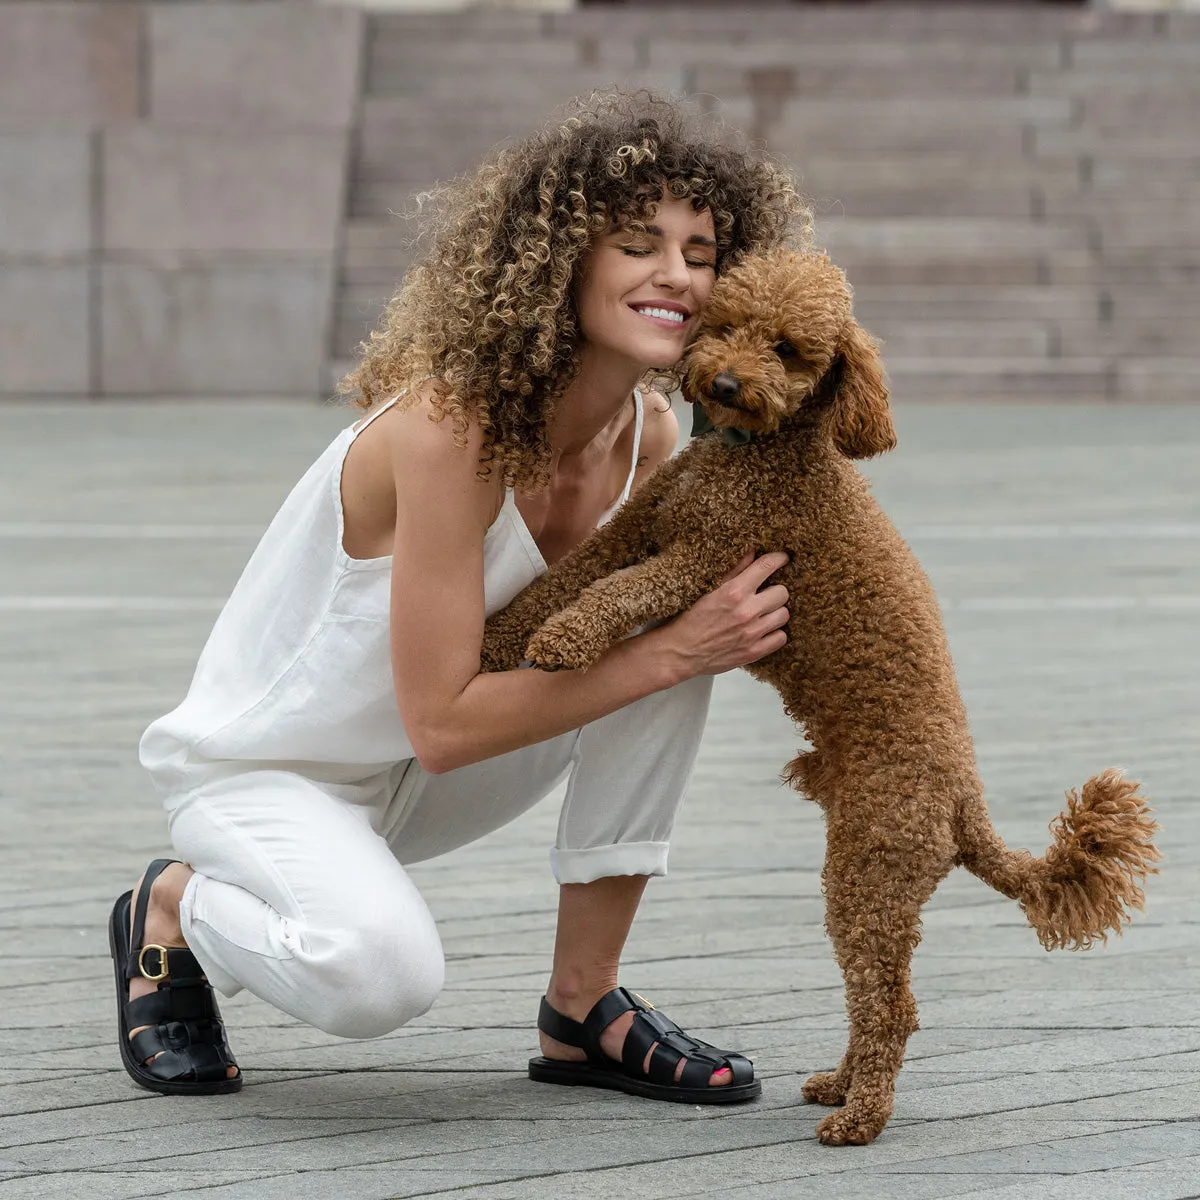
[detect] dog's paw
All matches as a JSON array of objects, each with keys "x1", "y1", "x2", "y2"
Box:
[
  {"x1": 525, "y1": 615, "x2": 604, "y2": 671},
  {"x1": 815, "y1": 1104, "x2": 889, "y2": 1147},
  {"x1": 802, "y1": 1071, "x2": 846, "y2": 1108}
]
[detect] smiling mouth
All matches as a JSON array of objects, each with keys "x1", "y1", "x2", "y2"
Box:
[{"x1": 631, "y1": 305, "x2": 688, "y2": 326}]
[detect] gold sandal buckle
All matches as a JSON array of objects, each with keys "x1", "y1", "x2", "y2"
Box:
[{"x1": 137, "y1": 944, "x2": 171, "y2": 981}]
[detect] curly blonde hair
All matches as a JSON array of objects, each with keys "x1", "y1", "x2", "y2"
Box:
[{"x1": 339, "y1": 89, "x2": 811, "y2": 490}]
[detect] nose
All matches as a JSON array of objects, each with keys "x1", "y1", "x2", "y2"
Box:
[
  {"x1": 653, "y1": 247, "x2": 693, "y2": 292},
  {"x1": 709, "y1": 373, "x2": 741, "y2": 403}
]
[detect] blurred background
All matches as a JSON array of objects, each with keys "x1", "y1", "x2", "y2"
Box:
[{"x1": 1, "y1": 0, "x2": 1197, "y2": 405}]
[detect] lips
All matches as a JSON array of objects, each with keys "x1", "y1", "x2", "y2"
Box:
[{"x1": 630, "y1": 303, "x2": 689, "y2": 326}]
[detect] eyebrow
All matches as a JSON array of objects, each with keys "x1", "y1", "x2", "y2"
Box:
[{"x1": 639, "y1": 223, "x2": 718, "y2": 250}]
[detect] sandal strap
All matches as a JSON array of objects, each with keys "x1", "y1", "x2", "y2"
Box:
[
  {"x1": 537, "y1": 987, "x2": 642, "y2": 1061},
  {"x1": 536, "y1": 995, "x2": 589, "y2": 1051},
  {"x1": 126, "y1": 858, "x2": 182, "y2": 981},
  {"x1": 131, "y1": 945, "x2": 205, "y2": 984},
  {"x1": 131, "y1": 1020, "x2": 237, "y2": 1085},
  {"x1": 581, "y1": 987, "x2": 643, "y2": 1053},
  {"x1": 537, "y1": 987, "x2": 754, "y2": 1086},
  {"x1": 127, "y1": 978, "x2": 219, "y2": 1028},
  {"x1": 620, "y1": 1006, "x2": 725, "y2": 1085}
]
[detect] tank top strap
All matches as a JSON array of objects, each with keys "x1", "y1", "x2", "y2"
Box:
[
  {"x1": 349, "y1": 392, "x2": 405, "y2": 441},
  {"x1": 596, "y1": 388, "x2": 645, "y2": 527},
  {"x1": 617, "y1": 387, "x2": 645, "y2": 506}
]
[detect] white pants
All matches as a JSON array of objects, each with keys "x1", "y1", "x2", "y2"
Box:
[{"x1": 167, "y1": 674, "x2": 713, "y2": 1039}]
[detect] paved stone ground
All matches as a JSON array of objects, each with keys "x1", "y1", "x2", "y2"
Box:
[{"x1": 1, "y1": 401, "x2": 1197, "y2": 1199}]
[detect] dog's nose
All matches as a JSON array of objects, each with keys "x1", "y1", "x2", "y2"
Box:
[{"x1": 709, "y1": 373, "x2": 742, "y2": 402}]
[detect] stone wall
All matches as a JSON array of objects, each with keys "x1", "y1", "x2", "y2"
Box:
[
  {"x1": 2, "y1": 1, "x2": 1198, "y2": 401},
  {"x1": 0, "y1": 1, "x2": 362, "y2": 397}
]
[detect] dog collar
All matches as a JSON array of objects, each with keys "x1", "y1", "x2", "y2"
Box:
[{"x1": 690, "y1": 402, "x2": 755, "y2": 446}]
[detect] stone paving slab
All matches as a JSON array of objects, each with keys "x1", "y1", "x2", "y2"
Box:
[{"x1": 1, "y1": 401, "x2": 1198, "y2": 1198}]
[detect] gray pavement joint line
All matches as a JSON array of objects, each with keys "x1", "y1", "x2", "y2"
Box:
[
  {"x1": 95, "y1": 1118, "x2": 804, "y2": 1177},
  {"x1": 332, "y1": 1119, "x2": 1181, "y2": 1198},
  {"x1": 0, "y1": 1168, "x2": 301, "y2": 1193},
  {"x1": 903, "y1": 1095, "x2": 1195, "y2": 1123},
  {"x1": 2, "y1": 1117, "x2": 430, "y2": 1166},
  {"x1": 674, "y1": 1174, "x2": 1017, "y2": 1200}
]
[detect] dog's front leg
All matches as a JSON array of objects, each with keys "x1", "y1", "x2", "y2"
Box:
[
  {"x1": 481, "y1": 454, "x2": 693, "y2": 672},
  {"x1": 524, "y1": 543, "x2": 731, "y2": 671}
]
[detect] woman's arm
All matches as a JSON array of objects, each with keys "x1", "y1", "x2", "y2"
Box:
[{"x1": 387, "y1": 395, "x2": 787, "y2": 775}]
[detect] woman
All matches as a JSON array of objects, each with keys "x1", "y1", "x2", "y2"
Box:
[{"x1": 111, "y1": 91, "x2": 809, "y2": 1104}]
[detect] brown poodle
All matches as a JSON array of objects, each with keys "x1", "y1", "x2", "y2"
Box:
[{"x1": 481, "y1": 248, "x2": 1160, "y2": 1146}]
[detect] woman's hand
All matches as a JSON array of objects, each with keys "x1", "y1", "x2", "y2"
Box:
[{"x1": 654, "y1": 551, "x2": 791, "y2": 681}]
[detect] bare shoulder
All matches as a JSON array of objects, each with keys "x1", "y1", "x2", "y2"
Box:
[
  {"x1": 341, "y1": 383, "x2": 501, "y2": 558},
  {"x1": 635, "y1": 389, "x2": 681, "y2": 477}
]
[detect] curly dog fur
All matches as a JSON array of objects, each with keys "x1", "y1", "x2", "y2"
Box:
[{"x1": 481, "y1": 248, "x2": 1161, "y2": 1146}]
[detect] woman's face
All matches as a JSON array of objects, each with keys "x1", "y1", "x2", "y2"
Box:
[{"x1": 576, "y1": 194, "x2": 718, "y2": 372}]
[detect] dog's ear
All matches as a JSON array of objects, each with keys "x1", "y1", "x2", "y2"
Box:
[{"x1": 828, "y1": 320, "x2": 895, "y2": 459}]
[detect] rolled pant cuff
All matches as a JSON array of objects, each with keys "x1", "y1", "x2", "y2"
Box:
[{"x1": 550, "y1": 841, "x2": 669, "y2": 884}]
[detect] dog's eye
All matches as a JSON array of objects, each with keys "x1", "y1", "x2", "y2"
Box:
[{"x1": 774, "y1": 339, "x2": 797, "y2": 359}]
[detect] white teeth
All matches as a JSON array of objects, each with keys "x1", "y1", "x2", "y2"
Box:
[{"x1": 634, "y1": 306, "x2": 686, "y2": 324}]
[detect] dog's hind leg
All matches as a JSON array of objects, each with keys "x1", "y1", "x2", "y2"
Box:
[{"x1": 807, "y1": 809, "x2": 953, "y2": 1146}]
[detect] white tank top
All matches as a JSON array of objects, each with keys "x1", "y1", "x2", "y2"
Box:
[{"x1": 139, "y1": 391, "x2": 645, "y2": 795}]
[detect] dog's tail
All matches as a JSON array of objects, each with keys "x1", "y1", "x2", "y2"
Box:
[{"x1": 955, "y1": 768, "x2": 1160, "y2": 950}]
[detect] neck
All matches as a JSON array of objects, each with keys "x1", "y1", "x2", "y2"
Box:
[{"x1": 549, "y1": 344, "x2": 644, "y2": 458}]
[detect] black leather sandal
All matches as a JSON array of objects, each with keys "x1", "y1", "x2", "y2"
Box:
[
  {"x1": 108, "y1": 858, "x2": 242, "y2": 1095},
  {"x1": 530, "y1": 987, "x2": 760, "y2": 1104}
]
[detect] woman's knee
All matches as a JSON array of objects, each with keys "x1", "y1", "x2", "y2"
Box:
[{"x1": 295, "y1": 913, "x2": 445, "y2": 1040}]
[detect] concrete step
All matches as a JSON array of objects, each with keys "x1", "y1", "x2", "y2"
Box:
[
  {"x1": 1096, "y1": 222, "x2": 1200, "y2": 252},
  {"x1": 773, "y1": 95, "x2": 1073, "y2": 130},
  {"x1": 689, "y1": 60, "x2": 1025, "y2": 100},
  {"x1": 802, "y1": 186, "x2": 1043, "y2": 220},
  {"x1": 853, "y1": 285, "x2": 1103, "y2": 323},
  {"x1": 1042, "y1": 180, "x2": 1200, "y2": 211},
  {"x1": 1028, "y1": 66, "x2": 1200, "y2": 95},
  {"x1": 367, "y1": 63, "x2": 663, "y2": 102},
  {"x1": 1111, "y1": 286, "x2": 1200, "y2": 320},
  {"x1": 800, "y1": 153, "x2": 1080, "y2": 188},
  {"x1": 769, "y1": 122, "x2": 1029, "y2": 158},
  {"x1": 885, "y1": 357, "x2": 1114, "y2": 400},
  {"x1": 1070, "y1": 40, "x2": 1200, "y2": 67},
  {"x1": 645, "y1": 39, "x2": 1064, "y2": 70},
  {"x1": 1035, "y1": 128, "x2": 1200, "y2": 157},
  {"x1": 1088, "y1": 157, "x2": 1200, "y2": 186},
  {"x1": 545, "y1": 6, "x2": 1166, "y2": 40},
  {"x1": 816, "y1": 217, "x2": 1089, "y2": 256},
  {"x1": 370, "y1": 11, "x2": 545, "y2": 40},
  {"x1": 1116, "y1": 359, "x2": 1200, "y2": 401},
  {"x1": 871, "y1": 320, "x2": 1059, "y2": 359},
  {"x1": 1060, "y1": 317, "x2": 1200, "y2": 358},
  {"x1": 1075, "y1": 95, "x2": 1200, "y2": 132}
]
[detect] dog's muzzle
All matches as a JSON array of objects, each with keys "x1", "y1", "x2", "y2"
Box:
[{"x1": 708, "y1": 373, "x2": 742, "y2": 404}]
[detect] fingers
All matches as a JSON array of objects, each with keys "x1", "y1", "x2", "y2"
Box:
[
  {"x1": 749, "y1": 603, "x2": 790, "y2": 637},
  {"x1": 718, "y1": 552, "x2": 756, "y2": 586},
  {"x1": 751, "y1": 582, "x2": 789, "y2": 614},
  {"x1": 744, "y1": 628, "x2": 788, "y2": 663},
  {"x1": 730, "y1": 551, "x2": 790, "y2": 594}
]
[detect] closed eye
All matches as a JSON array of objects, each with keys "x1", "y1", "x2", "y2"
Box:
[{"x1": 774, "y1": 339, "x2": 797, "y2": 359}]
